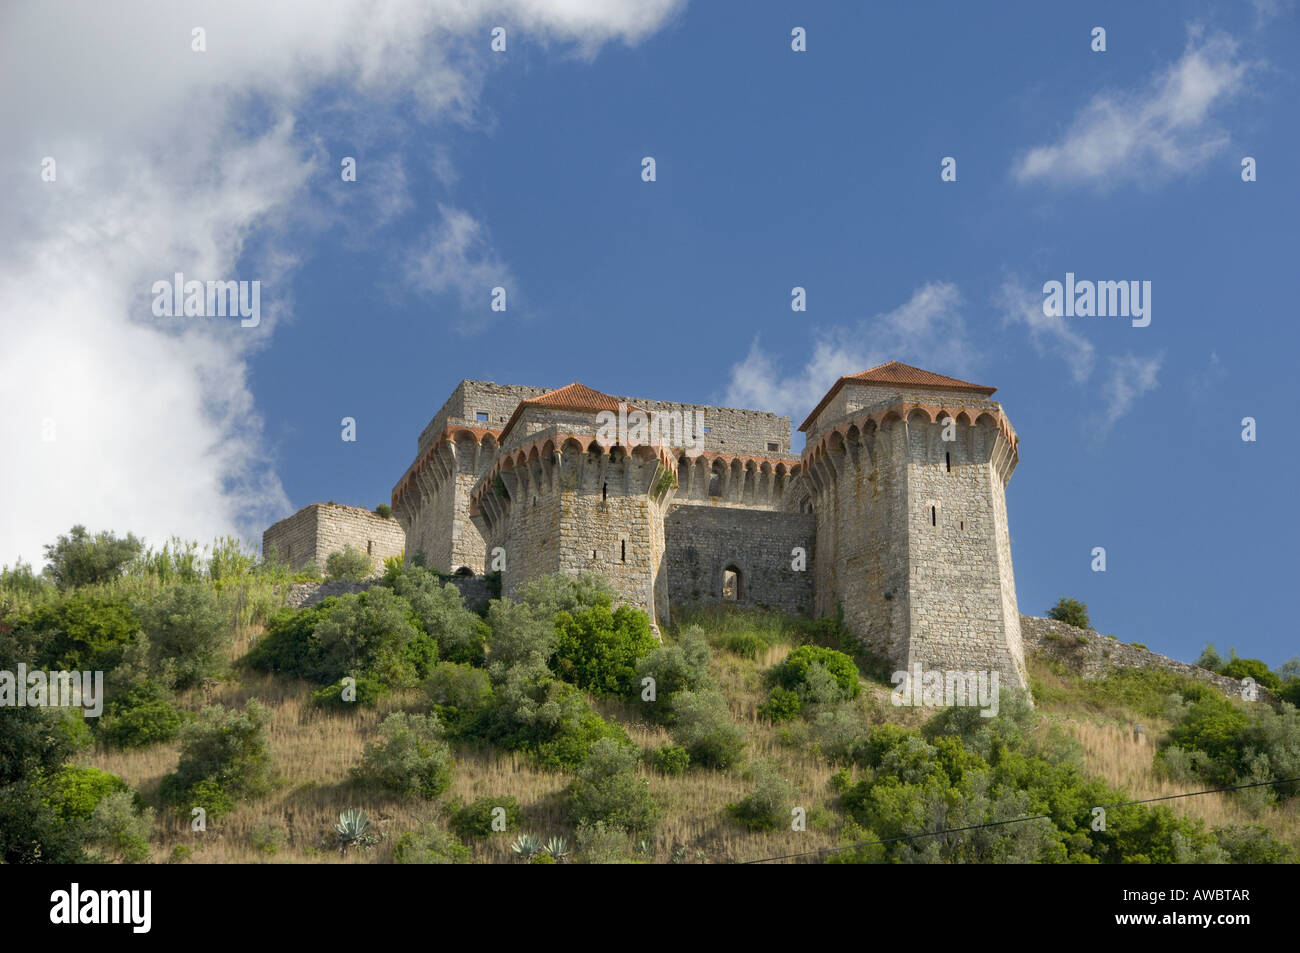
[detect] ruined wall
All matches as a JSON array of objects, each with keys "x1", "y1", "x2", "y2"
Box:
[
  {"x1": 664, "y1": 505, "x2": 814, "y2": 617},
  {"x1": 262, "y1": 503, "x2": 405, "y2": 574},
  {"x1": 1021, "y1": 617, "x2": 1270, "y2": 701}
]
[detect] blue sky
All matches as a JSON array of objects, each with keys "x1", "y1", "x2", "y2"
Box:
[{"x1": 4, "y1": 0, "x2": 1297, "y2": 667}]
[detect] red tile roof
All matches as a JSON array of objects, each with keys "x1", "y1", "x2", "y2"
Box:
[
  {"x1": 499, "y1": 382, "x2": 634, "y2": 443},
  {"x1": 798, "y1": 361, "x2": 996, "y2": 432}
]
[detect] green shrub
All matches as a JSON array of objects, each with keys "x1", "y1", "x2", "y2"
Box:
[
  {"x1": 159, "y1": 700, "x2": 273, "y2": 820},
  {"x1": 250, "y1": 821, "x2": 286, "y2": 856},
  {"x1": 0, "y1": 780, "x2": 87, "y2": 864},
  {"x1": 42, "y1": 525, "x2": 143, "y2": 589},
  {"x1": 574, "y1": 820, "x2": 631, "y2": 864},
  {"x1": 485, "y1": 600, "x2": 559, "y2": 675},
  {"x1": 1046, "y1": 597, "x2": 1091, "y2": 630},
  {"x1": 635, "y1": 626, "x2": 712, "y2": 719},
  {"x1": 10, "y1": 590, "x2": 140, "y2": 672},
  {"x1": 1220, "y1": 657, "x2": 1281, "y2": 691},
  {"x1": 1161, "y1": 694, "x2": 1253, "y2": 786},
  {"x1": 448, "y1": 795, "x2": 522, "y2": 841},
  {"x1": 0, "y1": 706, "x2": 88, "y2": 786},
  {"x1": 99, "y1": 682, "x2": 186, "y2": 749},
  {"x1": 84, "y1": 791, "x2": 153, "y2": 863},
  {"x1": 1196, "y1": 643, "x2": 1224, "y2": 672},
  {"x1": 374, "y1": 504, "x2": 394, "y2": 520},
  {"x1": 424, "y1": 662, "x2": 493, "y2": 735},
  {"x1": 552, "y1": 603, "x2": 657, "y2": 696},
  {"x1": 309, "y1": 674, "x2": 386, "y2": 708},
  {"x1": 722, "y1": 630, "x2": 769, "y2": 659},
  {"x1": 244, "y1": 602, "x2": 334, "y2": 678},
  {"x1": 771, "y1": 645, "x2": 860, "y2": 701},
  {"x1": 809, "y1": 702, "x2": 870, "y2": 764},
  {"x1": 759, "y1": 686, "x2": 802, "y2": 722},
  {"x1": 483, "y1": 666, "x2": 629, "y2": 770},
  {"x1": 309, "y1": 588, "x2": 430, "y2": 689},
  {"x1": 352, "y1": 712, "x2": 452, "y2": 800},
  {"x1": 394, "y1": 822, "x2": 471, "y2": 863},
  {"x1": 668, "y1": 690, "x2": 746, "y2": 769},
  {"x1": 649, "y1": 744, "x2": 690, "y2": 775},
  {"x1": 44, "y1": 765, "x2": 129, "y2": 822},
  {"x1": 726, "y1": 760, "x2": 795, "y2": 831},
  {"x1": 326, "y1": 545, "x2": 373, "y2": 582},
  {"x1": 1213, "y1": 824, "x2": 1293, "y2": 863},
  {"x1": 136, "y1": 582, "x2": 231, "y2": 689},
  {"x1": 393, "y1": 568, "x2": 488, "y2": 665},
  {"x1": 568, "y1": 738, "x2": 660, "y2": 837}
]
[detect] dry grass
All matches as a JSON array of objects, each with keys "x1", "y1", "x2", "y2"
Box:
[{"x1": 72, "y1": 623, "x2": 1298, "y2": 863}]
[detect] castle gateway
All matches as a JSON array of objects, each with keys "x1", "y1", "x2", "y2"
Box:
[{"x1": 267, "y1": 361, "x2": 1028, "y2": 691}]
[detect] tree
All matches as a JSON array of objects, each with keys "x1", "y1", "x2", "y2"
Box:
[
  {"x1": 159, "y1": 701, "x2": 273, "y2": 819},
  {"x1": 1046, "y1": 597, "x2": 1091, "y2": 630},
  {"x1": 136, "y1": 582, "x2": 230, "y2": 689},
  {"x1": 326, "y1": 545, "x2": 373, "y2": 582},
  {"x1": 42, "y1": 525, "x2": 143, "y2": 589},
  {"x1": 353, "y1": 712, "x2": 453, "y2": 799}
]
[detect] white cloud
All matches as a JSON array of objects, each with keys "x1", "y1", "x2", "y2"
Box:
[
  {"x1": 1100, "y1": 354, "x2": 1163, "y2": 431},
  {"x1": 404, "y1": 205, "x2": 514, "y2": 327},
  {"x1": 723, "y1": 282, "x2": 977, "y2": 429},
  {"x1": 0, "y1": 0, "x2": 685, "y2": 568},
  {"x1": 996, "y1": 278, "x2": 1095, "y2": 382},
  {"x1": 1013, "y1": 31, "x2": 1250, "y2": 187}
]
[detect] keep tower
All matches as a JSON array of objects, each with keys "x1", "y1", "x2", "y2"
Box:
[
  {"x1": 798, "y1": 362, "x2": 1028, "y2": 691},
  {"x1": 468, "y1": 383, "x2": 678, "y2": 626}
]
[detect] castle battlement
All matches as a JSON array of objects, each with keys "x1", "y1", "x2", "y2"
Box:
[{"x1": 265, "y1": 361, "x2": 1030, "y2": 693}]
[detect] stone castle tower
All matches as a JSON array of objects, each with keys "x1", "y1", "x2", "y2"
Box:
[
  {"x1": 266, "y1": 361, "x2": 1028, "y2": 691},
  {"x1": 798, "y1": 363, "x2": 1027, "y2": 689}
]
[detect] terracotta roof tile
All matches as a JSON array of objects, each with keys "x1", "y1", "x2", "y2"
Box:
[
  {"x1": 799, "y1": 361, "x2": 996, "y2": 432},
  {"x1": 499, "y1": 382, "x2": 634, "y2": 442}
]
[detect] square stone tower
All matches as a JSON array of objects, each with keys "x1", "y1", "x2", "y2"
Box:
[
  {"x1": 799, "y1": 362, "x2": 1028, "y2": 691},
  {"x1": 469, "y1": 383, "x2": 678, "y2": 625}
]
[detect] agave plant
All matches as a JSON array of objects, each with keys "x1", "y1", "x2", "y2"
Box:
[
  {"x1": 511, "y1": 833, "x2": 543, "y2": 861},
  {"x1": 333, "y1": 809, "x2": 379, "y2": 855},
  {"x1": 544, "y1": 836, "x2": 570, "y2": 862}
]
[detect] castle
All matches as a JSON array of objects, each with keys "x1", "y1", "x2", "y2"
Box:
[{"x1": 263, "y1": 361, "x2": 1029, "y2": 691}]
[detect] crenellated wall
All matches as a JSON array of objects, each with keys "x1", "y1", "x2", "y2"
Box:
[
  {"x1": 281, "y1": 367, "x2": 1034, "y2": 702},
  {"x1": 799, "y1": 399, "x2": 1026, "y2": 690},
  {"x1": 475, "y1": 435, "x2": 677, "y2": 624}
]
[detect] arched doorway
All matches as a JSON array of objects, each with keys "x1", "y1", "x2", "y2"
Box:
[{"x1": 721, "y1": 565, "x2": 742, "y2": 601}]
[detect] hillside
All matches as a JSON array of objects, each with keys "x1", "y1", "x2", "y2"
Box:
[{"x1": 2, "y1": 536, "x2": 1297, "y2": 864}]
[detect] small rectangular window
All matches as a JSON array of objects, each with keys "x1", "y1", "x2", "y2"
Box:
[
  {"x1": 767, "y1": 442, "x2": 779, "y2": 452},
  {"x1": 945, "y1": 452, "x2": 951, "y2": 472},
  {"x1": 702, "y1": 427, "x2": 711, "y2": 434},
  {"x1": 475, "y1": 411, "x2": 488, "y2": 422}
]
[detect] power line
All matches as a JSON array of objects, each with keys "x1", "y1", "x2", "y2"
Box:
[{"x1": 743, "y1": 775, "x2": 1300, "y2": 864}]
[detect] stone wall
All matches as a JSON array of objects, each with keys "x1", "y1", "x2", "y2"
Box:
[
  {"x1": 664, "y1": 504, "x2": 815, "y2": 616},
  {"x1": 262, "y1": 503, "x2": 405, "y2": 574},
  {"x1": 902, "y1": 413, "x2": 1026, "y2": 689},
  {"x1": 1021, "y1": 616, "x2": 1267, "y2": 699},
  {"x1": 483, "y1": 444, "x2": 674, "y2": 624},
  {"x1": 284, "y1": 573, "x2": 492, "y2": 613},
  {"x1": 417, "y1": 380, "x2": 548, "y2": 455},
  {"x1": 809, "y1": 419, "x2": 911, "y2": 664},
  {"x1": 802, "y1": 408, "x2": 1027, "y2": 691}
]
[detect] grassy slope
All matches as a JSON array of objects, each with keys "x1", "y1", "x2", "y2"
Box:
[{"x1": 80, "y1": 613, "x2": 1300, "y2": 864}]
